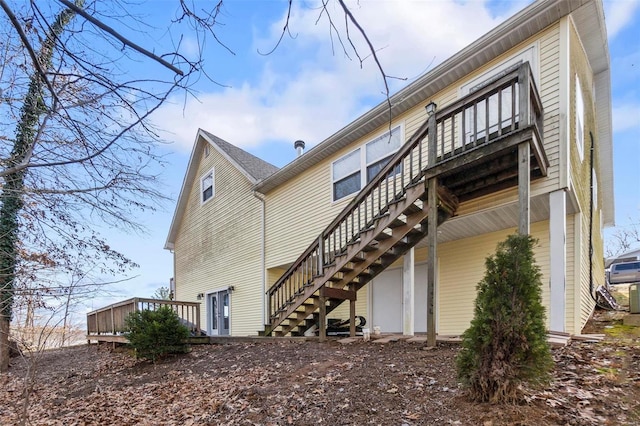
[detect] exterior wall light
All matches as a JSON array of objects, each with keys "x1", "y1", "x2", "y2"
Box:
[
  {"x1": 426, "y1": 101, "x2": 437, "y2": 116},
  {"x1": 196, "y1": 293, "x2": 204, "y2": 300}
]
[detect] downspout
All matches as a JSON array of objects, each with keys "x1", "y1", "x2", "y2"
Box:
[
  {"x1": 588, "y1": 131, "x2": 610, "y2": 309},
  {"x1": 253, "y1": 190, "x2": 266, "y2": 329},
  {"x1": 589, "y1": 131, "x2": 594, "y2": 299}
]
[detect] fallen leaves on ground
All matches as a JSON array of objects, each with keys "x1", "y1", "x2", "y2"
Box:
[{"x1": 1, "y1": 310, "x2": 639, "y2": 425}]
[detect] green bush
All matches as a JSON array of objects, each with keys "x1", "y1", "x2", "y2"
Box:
[
  {"x1": 456, "y1": 234, "x2": 553, "y2": 403},
  {"x1": 124, "y1": 306, "x2": 190, "y2": 362}
]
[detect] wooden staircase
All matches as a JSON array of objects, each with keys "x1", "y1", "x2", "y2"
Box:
[
  {"x1": 267, "y1": 183, "x2": 457, "y2": 337},
  {"x1": 264, "y1": 62, "x2": 546, "y2": 337}
]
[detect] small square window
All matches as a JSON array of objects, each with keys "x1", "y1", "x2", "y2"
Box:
[{"x1": 201, "y1": 168, "x2": 214, "y2": 203}]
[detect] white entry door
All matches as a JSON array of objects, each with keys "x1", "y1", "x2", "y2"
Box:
[{"x1": 208, "y1": 290, "x2": 229, "y2": 335}]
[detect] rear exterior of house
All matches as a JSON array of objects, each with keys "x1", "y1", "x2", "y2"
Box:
[{"x1": 165, "y1": 0, "x2": 613, "y2": 338}]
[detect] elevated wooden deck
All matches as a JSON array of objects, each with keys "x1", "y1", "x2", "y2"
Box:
[
  {"x1": 265, "y1": 62, "x2": 547, "y2": 341},
  {"x1": 86, "y1": 298, "x2": 201, "y2": 343}
]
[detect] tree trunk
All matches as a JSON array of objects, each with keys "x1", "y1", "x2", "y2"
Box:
[
  {"x1": 0, "y1": 316, "x2": 9, "y2": 372},
  {"x1": 0, "y1": 4, "x2": 78, "y2": 373}
]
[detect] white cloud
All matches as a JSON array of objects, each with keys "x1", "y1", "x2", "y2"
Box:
[
  {"x1": 613, "y1": 103, "x2": 640, "y2": 133},
  {"x1": 152, "y1": 0, "x2": 514, "y2": 152},
  {"x1": 605, "y1": 0, "x2": 640, "y2": 39}
]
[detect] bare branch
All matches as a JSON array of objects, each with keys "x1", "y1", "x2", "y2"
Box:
[
  {"x1": 337, "y1": 0, "x2": 389, "y2": 95},
  {"x1": 0, "y1": 0, "x2": 59, "y2": 104},
  {"x1": 57, "y1": 0, "x2": 184, "y2": 75},
  {"x1": 258, "y1": 0, "x2": 294, "y2": 56}
]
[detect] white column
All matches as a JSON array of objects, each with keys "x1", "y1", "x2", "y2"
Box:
[
  {"x1": 402, "y1": 248, "x2": 415, "y2": 336},
  {"x1": 550, "y1": 190, "x2": 567, "y2": 332}
]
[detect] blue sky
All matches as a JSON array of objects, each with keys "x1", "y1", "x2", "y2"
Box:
[{"x1": 91, "y1": 0, "x2": 640, "y2": 306}]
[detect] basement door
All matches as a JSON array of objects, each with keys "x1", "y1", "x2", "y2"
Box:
[
  {"x1": 208, "y1": 290, "x2": 230, "y2": 336},
  {"x1": 371, "y1": 265, "x2": 428, "y2": 334}
]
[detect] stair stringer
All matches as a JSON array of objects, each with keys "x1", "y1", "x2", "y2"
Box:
[{"x1": 267, "y1": 182, "x2": 458, "y2": 337}]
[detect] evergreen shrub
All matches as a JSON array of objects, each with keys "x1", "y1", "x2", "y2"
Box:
[
  {"x1": 456, "y1": 234, "x2": 553, "y2": 403},
  {"x1": 124, "y1": 306, "x2": 190, "y2": 362}
]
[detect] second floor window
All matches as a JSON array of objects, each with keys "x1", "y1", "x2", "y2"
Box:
[
  {"x1": 332, "y1": 125, "x2": 402, "y2": 201},
  {"x1": 201, "y1": 168, "x2": 214, "y2": 203}
]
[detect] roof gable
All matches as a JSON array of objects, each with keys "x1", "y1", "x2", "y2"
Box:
[
  {"x1": 200, "y1": 130, "x2": 279, "y2": 182},
  {"x1": 165, "y1": 129, "x2": 278, "y2": 249}
]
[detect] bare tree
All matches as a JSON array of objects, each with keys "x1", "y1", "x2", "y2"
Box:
[
  {"x1": 0, "y1": 0, "x2": 391, "y2": 372},
  {"x1": 606, "y1": 219, "x2": 640, "y2": 258},
  {"x1": 0, "y1": 0, "x2": 231, "y2": 372},
  {"x1": 152, "y1": 286, "x2": 172, "y2": 300}
]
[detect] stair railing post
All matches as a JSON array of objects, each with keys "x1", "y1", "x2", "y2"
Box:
[
  {"x1": 426, "y1": 101, "x2": 438, "y2": 347},
  {"x1": 195, "y1": 302, "x2": 201, "y2": 334},
  {"x1": 318, "y1": 235, "x2": 324, "y2": 276},
  {"x1": 319, "y1": 295, "x2": 327, "y2": 342}
]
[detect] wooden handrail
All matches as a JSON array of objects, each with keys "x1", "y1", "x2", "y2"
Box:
[
  {"x1": 87, "y1": 298, "x2": 201, "y2": 335},
  {"x1": 266, "y1": 62, "x2": 542, "y2": 323}
]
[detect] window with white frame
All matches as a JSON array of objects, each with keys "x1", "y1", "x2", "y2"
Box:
[
  {"x1": 200, "y1": 168, "x2": 214, "y2": 203},
  {"x1": 575, "y1": 75, "x2": 585, "y2": 161},
  {"x1": 332, "y1": 126, "x2": 402, "y2": 201}
]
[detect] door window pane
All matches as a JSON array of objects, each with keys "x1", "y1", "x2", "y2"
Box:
[
  {"x1": 211, "y1": 295, "x2": 217, "y2": 330},
  {"x1": 223, "y1": 292, "x2": 229, "y2": 330}
]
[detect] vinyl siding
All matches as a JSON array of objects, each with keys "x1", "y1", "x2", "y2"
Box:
[
  {"x1": 265, "y1": 24, "x2": 562, "y2": 272},
  {"x1": 173, "y1": 139, "x2": 264, "y2": 336},
  {"x1": 436, "y1": 221, "x2": 551, "y2": 336},
  {"x1": 568, "y1": 18, "x2": 602, "y2": 331},
  {"x1": 565, "y1": 214, "x2": 577, "y2": 334}
]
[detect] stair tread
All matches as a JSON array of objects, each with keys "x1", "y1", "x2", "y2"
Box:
[
  {"x1": 265, "y1": 177, "x2": 459, "y2": 336},
  {"x1": 387, "y1": 218, "x2": 406, "y2": 229},
  {"x1": 403, "y1": 203, "x2": 422, "y2": 215}
]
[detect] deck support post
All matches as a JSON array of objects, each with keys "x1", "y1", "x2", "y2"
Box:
[
  {"x1": 427, "y1": 178, "x2": 438, "y2": 346},
  {"x1": 518, "y1": 141, "x2": 531, "y2": 235},
  {"x1": 517, "y1": 62, "x2": 531, "y2": 236},
  {"x1": 319, "y1": 295, "x2": 327, "y2": 342},
  {"x1": 549, "y1": 189, "x2": 567, "y2": 332},
  {"x1": 349, "y1": 296, "x2": 356, "y2": 337},
  {"x1": 426, "y1": 101, "x2": 438, "y2": 347},
  {"x1": 402, "y1": 247, "x2": 415, "y2": 336}
]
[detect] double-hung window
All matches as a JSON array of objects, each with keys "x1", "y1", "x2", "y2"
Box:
[
  {"x1": 365, "y1": 126, "x2": 402, "y2": 181},
  {"x1": 332, "y1": 125, "x2": 403, "y2": 201},
  {"x1": 201, "y1": 168, "x2": 214, "y2": 204},
  {"x1": 333, "y1": 148, "x2": 361, "y2": 201}
]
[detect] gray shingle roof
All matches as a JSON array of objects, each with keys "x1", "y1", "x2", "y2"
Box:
[{"x1": 201, "y1": 129, "x2": 279, "y2": 182}]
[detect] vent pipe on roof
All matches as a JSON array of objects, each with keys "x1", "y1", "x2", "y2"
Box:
[{"x1": 294, "y1": 140, "x2": 305, "y2": 157}]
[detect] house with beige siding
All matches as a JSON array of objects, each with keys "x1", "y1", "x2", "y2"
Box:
[{"x1": 165, "y1": 0, "x2": 613, "y2": 341}]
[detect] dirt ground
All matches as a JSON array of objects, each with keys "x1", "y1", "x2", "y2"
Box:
[{"x1": 2, "y1": 309, "x2": 640, "y2": 425}]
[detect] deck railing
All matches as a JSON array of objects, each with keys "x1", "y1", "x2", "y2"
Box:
[
  {"x1": 267, "y1": 62, "x2": 543, "y2": 322},
  {"x1": 86, "y1": 298, "x2": 201, "y2": 336}
]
